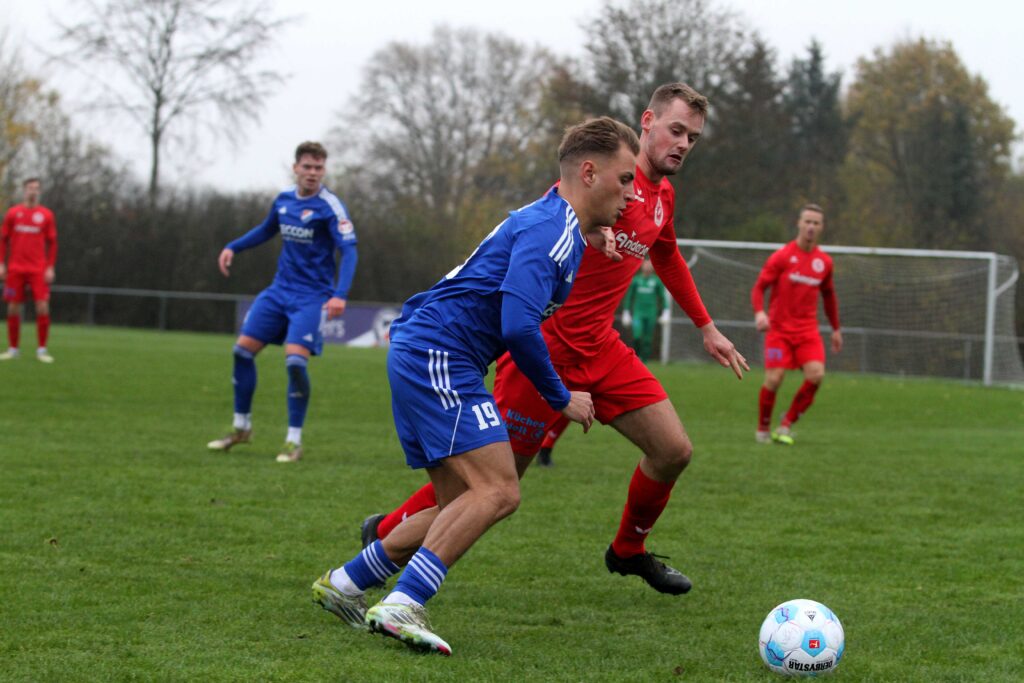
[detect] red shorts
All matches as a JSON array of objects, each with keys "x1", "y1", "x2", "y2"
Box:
[
  {"x1": 763, "y1": 330, "x2": 825, "y2": 369},
  {"x1": 494, "y1": 337, "x2": 668, "y2": 456},
  {"x1": 3, "y1": 270, "x2": 49, "y2": 303}
]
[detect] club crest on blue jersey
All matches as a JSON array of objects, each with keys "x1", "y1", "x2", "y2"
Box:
[{"x1": 300, "y1": 209, "x2": 314, "y2": 222}]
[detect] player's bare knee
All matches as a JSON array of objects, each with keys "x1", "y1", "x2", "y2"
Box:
[
  {"x1": 673, "y1": 436, "x2": 694, "y2": 470},
  {"x1": 806, "y1": 367, "x2": 825, "y2": 384},
  {"x1": 650, "y1": 435, "x2": 692, "y2": 475},
  {"x1": 764, "y1": 369, "x2": 785, "y2": 391},
  {"x1": 490, "y1": 481, "x2": 521, "y2": 520}
]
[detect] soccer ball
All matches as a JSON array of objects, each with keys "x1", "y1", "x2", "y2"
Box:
[{"x1": 758, "y1": 599, "x2": 845, "y2": 676}]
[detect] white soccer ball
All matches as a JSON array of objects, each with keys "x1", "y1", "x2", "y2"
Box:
[{"x1": 758, "y1": 599, "x2": 845, "y2": 676}]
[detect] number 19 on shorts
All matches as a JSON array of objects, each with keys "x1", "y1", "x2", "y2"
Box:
[{"x1": 471, "y1": 401, "x2": 501, "y2": 430}]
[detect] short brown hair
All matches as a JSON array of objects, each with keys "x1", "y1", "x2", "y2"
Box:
[
  {"x1": 23, "y1": 177, "x2": 41, "y2": 187},
  {"x1": 295, "y1": 141, "x2": 327, "y2": 162},
  {"x1": 648, "y1": 83, "x2": 708, "y2": 117},
  {"x1": 799, "y1": 203, "x2": 825, "y2": 221},
  {"x1": 558, "y1": 116, "x2": 640, "y2": 165}
]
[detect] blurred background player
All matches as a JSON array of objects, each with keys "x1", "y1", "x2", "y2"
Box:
[
  {"x1": 751, "y1": 203, "x2": 842, "y2": 445},
  {"x1": 622, "y1": 257, "x2": 670, "y2": 362},
  {"x1": 0, "y1": 178, "x2": 58, "y2": 363},
  {"x1": 360, "y1": 83, "x2": 749, "y2": 597},
  {"x1": 207, "y1": 141, "x2": 358, "y2": 462},
  {"x1": 311, "y1": 117, "x2": 637, "y2": 655}
]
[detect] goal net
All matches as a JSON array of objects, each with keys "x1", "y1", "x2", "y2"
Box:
[{"x1": 662, "y1": 240, "x2": 1024, "y2": 386}]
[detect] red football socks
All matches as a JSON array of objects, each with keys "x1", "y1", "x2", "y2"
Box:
[
  {"x1": 37, "y1": 314, "x2": 50, "y2": 348},
  {"x1": 758, "y1": 386, "x2": 776, "y2": 430},
  {"x1": 377, "y1": 483, "x2": 438, "y2": 539},
  {"x1": 611, "y1": 464, "x2": 675, "y2": 558},
  {"x1": 7, "y1": 314, "x2": 19, "y2": 349},
  {"x1": 783, "y1": 380, "x2": 820, "y2": 427}
]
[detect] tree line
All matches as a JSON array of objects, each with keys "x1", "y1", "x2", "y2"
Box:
[{"x1": 1, "y1": 0, "x2": 1022, "y2": 337}]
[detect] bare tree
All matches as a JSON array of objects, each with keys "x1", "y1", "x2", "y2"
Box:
[
  {"x1": 0, "y1": 32, "x2": 52, "y2": 201},
  {"x1": 52, "y1": 0, "x2": 290, "y2": 205},
  {"x1": 582, "y1": 0, "x2": 749, "y2": 124},
  {"x1": 337, "y1": 26, "x2": 555, "y2": 228}
]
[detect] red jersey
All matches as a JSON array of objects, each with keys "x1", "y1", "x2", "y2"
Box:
[
  {"x1": 751, "y1": 241, "x2": 839, "y2": 336},
  {"x1": 543, "y1": 166, "x2": 711, "y2": 364},
  {"x1": 0, "y1": 203, "x2": 58, "y2": 273}
]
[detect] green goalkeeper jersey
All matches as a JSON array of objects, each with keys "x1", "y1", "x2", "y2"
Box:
[{"x1": 624, "y1": 273, "x2": 668, "y2": 318}]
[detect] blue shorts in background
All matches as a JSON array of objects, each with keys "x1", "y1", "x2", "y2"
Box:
[
  {"x1": 387, "y1": 343, "x2": 510, "y2": 469},
  {"x1": 241, "y1": 286, "x2": 326, "y2": 355}
]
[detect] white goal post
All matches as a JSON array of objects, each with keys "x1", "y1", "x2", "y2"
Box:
[{"x1": 662, "y1": 239, "x2": 1023, "y2": 386}]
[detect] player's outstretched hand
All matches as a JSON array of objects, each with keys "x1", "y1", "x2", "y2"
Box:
[
  {"x1": 587, "y1": 226, "x2": 622, "y2": 262},
  {"x1": 831, "y1": 329, "x2": 843, "y2": 354},
  {"x1": 700, "y1": 322, "x2": 750, "y2": 380},
  {"x1": 754, "y1": 311, "x2": 770, "y2": 332},
  {"x1": 218, "y1": 248, "x2": 234, "y2": 277},
  {"x1": 44, "y1": 266, "x2": 55, "y2": 284},
  {"x1": 324, "y1": 297, "x2": 347, "y2": 319},
  {"x1": 562, "y1": 391, "x2": 595, "y2": 433}
]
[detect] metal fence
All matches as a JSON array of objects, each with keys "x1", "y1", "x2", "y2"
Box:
[{"x1": 51, "y1": 285, "x2": 251, "y2": 331}]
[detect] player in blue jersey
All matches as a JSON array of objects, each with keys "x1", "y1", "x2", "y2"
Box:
[
  {"x1": 310, "y1": 117, "x2": 639, "y2": 655},
  {"x1": 206, "y1": 141, "x2": 358, "y2": 463}
]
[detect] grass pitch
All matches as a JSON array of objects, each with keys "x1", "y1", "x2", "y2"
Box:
[{"x1": 1, "y1": 325, "x2": 1022, "y2": 682}]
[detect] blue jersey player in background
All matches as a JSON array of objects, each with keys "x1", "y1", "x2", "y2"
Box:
[
  {"x1": 207, "y1": 141, "x2": 358, "y2": 463},
  {"x1": 311, "y1": 117, "x2": 639, "y2": 656}
]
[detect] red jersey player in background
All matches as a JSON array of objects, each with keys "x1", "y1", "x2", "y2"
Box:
[
  {"x1": 0, "y1": 178, "x2": 58, "y2": 363},
  {"x1": 360, "y1": 83, "x2": 748, "y2": 596},
  {"x1": 751, "y1": 204, "x2": 842, "y2": 445}
]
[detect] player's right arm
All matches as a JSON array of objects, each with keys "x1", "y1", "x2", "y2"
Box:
[
  {"x1": 218, "y1": 202, "x2": 281, "y2": 276},
  {"x1": 752, "y1": 250, "x2": 784, "y2": 331}
]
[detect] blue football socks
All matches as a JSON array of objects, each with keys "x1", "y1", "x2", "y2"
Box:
[
  {"x1": 286, "y1": 354, "x2": 310, "y2": 428},
  {"x1": 342, "y1": 540, "x2": 401, "y2": 591},
  {"x1": 232, "y1": 344, "x2": 257, "y2": 415},
  {"x1": 392, "y1": 547, "x2": 448, "y2": 605}
]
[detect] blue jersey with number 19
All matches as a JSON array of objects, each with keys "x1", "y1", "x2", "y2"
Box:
[{"x1": 389, "y1": 186, "x2": 584, "y2": 407}]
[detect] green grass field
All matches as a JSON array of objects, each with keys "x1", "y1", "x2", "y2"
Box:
[{"x1": 1, "y1": 325, "x2": 1022, "y2": 682}]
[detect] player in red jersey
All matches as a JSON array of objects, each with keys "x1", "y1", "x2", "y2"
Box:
[
  {"x1": 0, "y1": 178, "x2": 58, "y2": 363},
  {"x1": 359, "y1": 83, "x2": 748, "y2": 596},
  {"x1": 751, "y1": 204, "x2": 842, "y2": 445}
]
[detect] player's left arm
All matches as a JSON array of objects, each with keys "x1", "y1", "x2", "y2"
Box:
[
  {"x1": 44, "y1": 211, "x2": 57, "y2": 283},
  {"x1": 649, "y1": 221, "x2": 749, "y2": 378},
  {"x1": 821, "y1": 263, "x2": 842, "y2": 353},
  {"x1": 659, "y1": 282, "x2": 671, "y2": 322},
  {"x1": 325, "y1": 207, "x2": 358, "y2": 319},
  {"x1": 0, "y1": 209, "x2": 11, "y2": 279},
  {"x1": 500, "y1": 225, "x2": 576, "y2": 412}
]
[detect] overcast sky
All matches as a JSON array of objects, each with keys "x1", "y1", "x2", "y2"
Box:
[{"x1": 4, "y1": 0, "x2": 1022, "y2": 192}]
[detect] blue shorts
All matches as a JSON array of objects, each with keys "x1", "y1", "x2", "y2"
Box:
[
  {"x1": 241, "y1": 286, "x2": 326, "y2": 355},
  {"x1": 388, "y1": 343, "x2": 510, "y2": 469}
]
